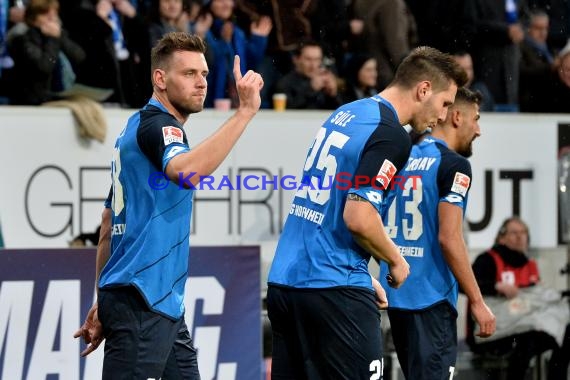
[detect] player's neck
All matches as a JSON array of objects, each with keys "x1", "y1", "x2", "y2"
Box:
[
  {"x1": 430, "y1": 129, "x2": 457, "y2": 151},
  {"x1": 378, "y1": 87, "x2": 413, "y2": 126},
  {"x1": 152, "y1": 93, "x2": 189, "y2": 125}
]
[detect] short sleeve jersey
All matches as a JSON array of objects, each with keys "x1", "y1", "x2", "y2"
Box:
[
  {"x1": 99, "y1": 98, "x2": 192, "y2": 320},
  {"x1": 380, "y1": 136, "x2": 472, "y2": 310},
  {"x1": 268, "y1": 96, "x2": 411, "y2": 290}
]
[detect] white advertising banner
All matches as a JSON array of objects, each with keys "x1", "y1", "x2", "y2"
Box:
[{"x1": 0, "y1": 107, "x2": 568, "y2": 252}]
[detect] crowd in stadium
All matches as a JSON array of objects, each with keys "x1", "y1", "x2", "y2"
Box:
[{"x1": 0, "y1": 0, "x2": 569, "y2": 112}]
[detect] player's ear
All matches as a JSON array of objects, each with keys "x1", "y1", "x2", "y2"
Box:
[
  {"x1": 153, "y1": 69, "x2": 167, "y2": 90},
  {"x1": 416, "y1": 81, "x2": 432, "y2": 101},
  {"x1": 452, "y1": 108, "x2": 461, "y2": 128}
]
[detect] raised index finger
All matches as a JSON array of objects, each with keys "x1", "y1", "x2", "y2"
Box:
[{"x1": 233, "y1": 55, "x2": 242, "y2": 82}]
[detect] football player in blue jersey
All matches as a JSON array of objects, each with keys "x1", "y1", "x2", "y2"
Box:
[
  {"x1": 73, "y1": 32, "x2": 263, "y2": 379},
  {"x1": 266, "y1": 46, "x2": 468, "y2": 380},
  {"x1": 380, "y1": 87, "x2": 496, "y2": 380}
]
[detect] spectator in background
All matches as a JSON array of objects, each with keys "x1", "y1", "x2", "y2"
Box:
[
  {"x1": 521, "y1": 41, "x2": 570, "y2": 112},
  {"x1": 65, "y1": 0, "x2": 123, "y2": 104},
  {"x1": 465, "y1": 0, "x2": 525, "y2": 110},
  {"x1": 7, "y1": 0, "x2": 85, "y2": 105},
  {"x1": 308, "y1": 0, "x2": 350, "y2": 75},
  {"x1": 147, "y1": 0, "x2": 211, "y2": 48},
  {"x1": 527, "y1": 0, "x2": 570, "y2": 53},
  {"x1": 453, "y1": 51, "x2": 495, "y2": 112},
  {"x1": 275, "y1": 40, "x2": 341, "y2": 110},
  {"x1": 104, "y1": 0, "x2": 151, "y2": 108},
  {"x1": 468, "y1": 216, "x2": 570, "y2": 380},
  {"x1": 0, "y1": 0, "x2": 26, "y2": 76},
  {"x1": 519, "y1": 9, "x2": 557, "y2": 112},
  {"x1": 405, "y1": 0, "x2": 471, "y2": 53},
  {"x1": 0, "y1": 0, "x2": 27, "y2": 103},
  {"x1": 340, "y1": 53, "x2": 378, "y2": 104},
  {"x1": 350, "y1": 0, "x2": 417, "y2": 89},
  {"x1": 65, "y1": 0, "x2": 150, "y2": 108},
  {"x1": 235, "y1": 0, "x2": 317, "y2": 108},
  {"x1": 547, "y1": 43, "x2": 570, "y2": 112},
  {"x1": 203, "y1": 0, "x2": 271, "y2": 108},
  {"x1": 184, "y1": 0, "x2": 211, "y2": 38},
  {"x1": 148, "y1": 0, "x2": 188, "y2": 48}
]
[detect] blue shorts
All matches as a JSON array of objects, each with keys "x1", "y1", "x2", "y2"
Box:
[
  {"x1": 388, "y1": 302, "x2": 458, "y2": 380},
  {"x1": 267, "y1": 285, "x2": 384, "y2": 380},
  {"x1": 98, "y1": 286, "x2": 200, "y2": 380}
]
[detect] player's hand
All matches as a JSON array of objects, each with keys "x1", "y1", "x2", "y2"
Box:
[
  {"x1": 471, "y1": 299, "x2": 496, "y2": 338},
  {"x1": 233, "y1": 55, "x2": 263, "y2": 117},
  {"x1": 73, "y1": 302, "x2": 104, "y2": 356},
  {"x1": 371, "y1": 275, "x2": 388, "y2": 309},
  {"x1": 386, "y1": 257, "x2": 410, "y2": 288}
]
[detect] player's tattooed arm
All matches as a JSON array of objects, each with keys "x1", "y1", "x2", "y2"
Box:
[{"x1": 347, "y1": 193, "x2": 367, "y2": 201}]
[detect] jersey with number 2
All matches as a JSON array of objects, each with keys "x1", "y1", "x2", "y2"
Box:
[
  {"x1": 381, "y1": 136, "x2": 472, "y2": 310},
  {"x1": 268, "y1": 96, "x2": 411, "y2": 290}
]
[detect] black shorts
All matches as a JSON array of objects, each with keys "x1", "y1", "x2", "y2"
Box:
[
  {"x1": 98, "y1": 286, "x2": 200, "y2": 380},
  {"x1": 388, "y1": 302, "x2": 458, "y2": 380},
  {"x1": 267, "y1": 285, "x2": 384, "y2": 380}
]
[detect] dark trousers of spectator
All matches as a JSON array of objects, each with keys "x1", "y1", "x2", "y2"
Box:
[{"x1": 471, "y1": 327, "x2": 570, "y2": 380}]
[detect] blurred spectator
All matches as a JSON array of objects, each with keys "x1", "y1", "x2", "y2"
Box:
[
  {"x1": 66, "y1": 0, "x2": 150, "y2": 108},
  {"x1": 467, "y1": 216, "x2": 570, "y2": 380},
  {"x1": 466, "y1": 0, "x2": 525, "y2": 110},
  {"x1": 521, "y1": 41, "x2": 570, "y2": 112},
  {"x1": 104, "y1": 0, "x2": 151, "y2": 108},
  {"x1": 339, "y1": 53, "x2": 378, "y2": 104},
  {"x1": 527, "y1": 0, "x2": 570, "y2": 52},
  {"x1": 0, "y1": 0, "x2": 27, "y2": 103},
  {"x1": 7, "y1": 0, "x2": 85, "y2": 105},
  {"x1": 453, "y1": 51, "x2": 495, "y2": 112},
  {"x1": 519, "y1": 9, "x2": 556, "y2": 111},
  {"x1": 308, "y1": 0, "x2": 349, "y2": 74},
  {"x1": 148, "y1": 0, "x2": 188, "y2": 48},
  {"x1": 184, "y1": 0, "x2": 211, "y2": 38},
  {"x1": 235, "y1": 0, "x2": 317, "y2": 108},
  {"x1": 203, "y1": 0, "x2": 271, "y2": 108},
  {"x1": 65, "y1": 0, "x2": 124, "y2": 105},
  {"x1": 350, "y1": 0, "x2": 417, "y2": 89},
  {"x1": 0, "y1": 0, "x2": 25, "y2": 74},
  {"x1": 147, "y1": 0, "x2": 211, "y2": 48},
  {"x1": 546, "y1": 43, "x2": 570, "y2": 112},
  {"x1": 275, "y1": 40, "x2": 341, "y2": 110},
  {"x1": 405, "y1": 0, "x2": 470, "y2": 53}
]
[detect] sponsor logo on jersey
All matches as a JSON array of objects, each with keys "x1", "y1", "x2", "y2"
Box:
[
  {"x1": 451, "y1": 172, "x2": 470, "y2": 196},
  {"x1": 162, "y1": 126, "x2": 183, "y2": 145},
  {"x1": 444, "y1": 193, "x2": 464, "y2": 203}
]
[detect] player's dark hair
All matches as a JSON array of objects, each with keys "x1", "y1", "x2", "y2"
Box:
[
  {"x1": 151, "y1": 32, "x2": 207, "y2": 74},
  {"x1": 391, "y1": 46, "x2": 468, "y2": 92},
  {"x1": 454, "y1": 87, "x2": 483, "y2": 106}
]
